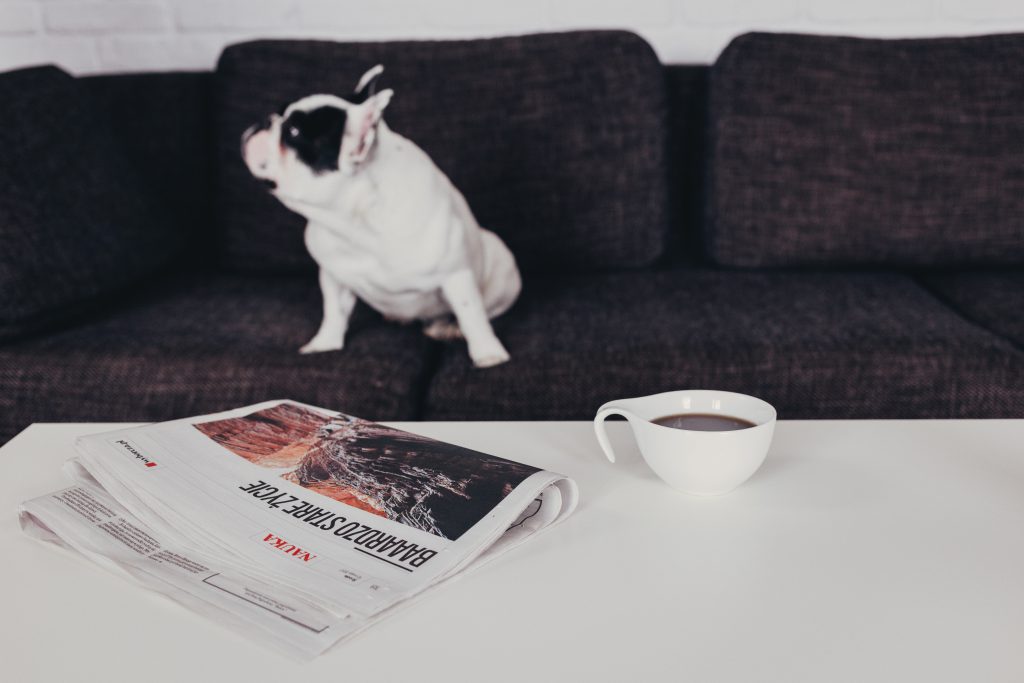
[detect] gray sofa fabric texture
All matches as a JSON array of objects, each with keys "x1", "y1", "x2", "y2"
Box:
[
  {"x1": 214, "y1": 31, "x2": 671, "y2": 273},
  {"x1": 922, "y1": 271, "x2": 1024, "y2": 349},
  {"x1": 0, "y1": 273, "x2": 433, "y2": 441},
  {"x1": 84, "y1": 72, "x2": 214, "y2": 264},
  {"x1": 709, "y1": 32, "x2": 1024, "y2": 268},
  {"x1": 0, "y1": 66, "x2": 186, "y2": 341},
  {"x1": 425, "y1": 270, "x2": 1024, "y2": 420}
]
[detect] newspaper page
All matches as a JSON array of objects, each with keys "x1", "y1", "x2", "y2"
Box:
[{"x1": 19, "y1": 400, "x2": 578, "y2": 659}]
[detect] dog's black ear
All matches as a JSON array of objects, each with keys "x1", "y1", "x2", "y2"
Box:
[{"x1": 350, "y1": 64, "x2": 384, "y2": 104}]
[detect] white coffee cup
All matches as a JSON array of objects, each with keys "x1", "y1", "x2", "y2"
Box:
[{"x1": 594, "y1": 390, "x2": 777, "y2": 496}]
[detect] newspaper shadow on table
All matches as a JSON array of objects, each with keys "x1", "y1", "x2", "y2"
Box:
[{"x1": 193, "y1": 403, "x2": 539, "y2": 541}]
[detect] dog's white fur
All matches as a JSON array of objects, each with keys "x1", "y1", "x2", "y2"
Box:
[{"x1": 242, "y1": 66, "x2": 520, "y2": 367}]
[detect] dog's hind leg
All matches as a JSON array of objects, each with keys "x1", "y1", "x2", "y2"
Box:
[
  {"x1": 441, "y1": 269, "x2": 510, "y2": 368},
  {"x1": 423, "y1": 317, "x2": 464, "y2": 341},
  {"x1": 478, "y1": 229, "x2": 522, "y2": 318}
]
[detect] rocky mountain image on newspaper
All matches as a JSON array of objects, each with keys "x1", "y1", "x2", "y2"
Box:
[{"x1": 194, "y1": 403, "x2": 540, "y2": 540}]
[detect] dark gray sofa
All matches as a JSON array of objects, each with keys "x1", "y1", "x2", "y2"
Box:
[{"x1": 1, "y1": 30, "x2": 1022, "y2": 443}]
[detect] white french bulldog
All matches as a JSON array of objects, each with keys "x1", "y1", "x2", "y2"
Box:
[{"x1": 241, "y1": 65, "x2": 521, "y2": 368}]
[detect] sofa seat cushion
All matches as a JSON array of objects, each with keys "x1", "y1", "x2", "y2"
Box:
[
  {"x1": 424, "y1": 270, "x2": 1024, "y2": 419},
  {"x1": 0, "y1": 66, "x2": 185, "y2": 341},
  {"x1": 709, "y1": 32, "x2": 1024, "y2": 268},
  {"x1": 0, "y1": 273, "x2": 433, "y2": 443},
  {"x1": 214, "y1": 31, "x2": 669, "y2": 272},
  {"x1": 922, "y1": 270, "x2": 1024, "y2": 348}
]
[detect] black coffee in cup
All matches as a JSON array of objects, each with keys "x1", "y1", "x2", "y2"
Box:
[{"x1": 652, "y1": 413, "x2": 757, "y2": 432}]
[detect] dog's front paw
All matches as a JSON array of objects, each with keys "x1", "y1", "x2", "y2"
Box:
[
  {"x1": 299, "y1": 333, "x2": 344, "y2": 355},
  {"x1": 473, "y1": 351, "x2": 510, "y2": 368},
  {"x1": 469, "y1": 339, "x2": 510, "y2": 368}
]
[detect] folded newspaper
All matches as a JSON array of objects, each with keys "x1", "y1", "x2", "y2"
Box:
[{"x1": 18, "y1": 400, "x2": 579, "y2": 659}]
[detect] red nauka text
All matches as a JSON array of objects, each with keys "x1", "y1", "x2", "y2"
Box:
[{"x1": 262, "y1": 533, "x2": 317, "y2": 562}]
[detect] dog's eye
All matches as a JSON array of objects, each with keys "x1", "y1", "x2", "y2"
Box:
[{"x1": 288, "y1": 126, "x2": 300, "y2": 138}]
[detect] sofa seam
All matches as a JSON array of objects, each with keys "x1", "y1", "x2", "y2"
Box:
[{"x1": 911, "y1": 273, "x2": 1024, "y2": 355}]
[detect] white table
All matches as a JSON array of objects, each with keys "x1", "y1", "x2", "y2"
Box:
[{"x1": 2, "y1": 420, "x2": 1023, "y2": 682}]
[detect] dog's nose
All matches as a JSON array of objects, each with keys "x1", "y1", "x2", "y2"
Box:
[
  {"x1": 244, "y1": 127, "x2": 274, "y2": 176},
  {"x1": 241, "y1": 116, "x2": 273, "y2": 144},
  {"x1": 241, "y1": 116, "x2": 274, "y2": 162}
]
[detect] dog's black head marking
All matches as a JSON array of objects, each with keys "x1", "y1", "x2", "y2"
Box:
[{"x1": 280, "y1": 105, "x2": 348, "y2": 174}]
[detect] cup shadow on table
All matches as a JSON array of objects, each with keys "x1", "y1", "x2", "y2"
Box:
[
  {"x1": 557, "y1": 420, "x2": 879, "y2": 508},
  {"x1": 746, "y1": 449, "x2": 801, "y2": 485},
  {"x1": 589, "y1": 425, "x2": 879, "y2": 508},
  {"x1": 741, "y1": 447, "x2": 880, "y2": 507}
]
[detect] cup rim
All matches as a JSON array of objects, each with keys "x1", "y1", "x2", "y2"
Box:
[{"x1": 630, "y1": 389, "x2": 777, "y2": 432}]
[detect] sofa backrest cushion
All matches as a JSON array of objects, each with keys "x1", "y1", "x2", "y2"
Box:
[
  {"x1": 708, "y1": 32, "x2": 1024, "y2": 268},
  {"x1": 214, "y1": 31, "x2": 670, "y2": 272},
  {"x1": 0, "y1": 66, "x2": 185, "y2": 341},
  {"x1": 82, "y1": 72, "x2": 214, "y2": 263}
]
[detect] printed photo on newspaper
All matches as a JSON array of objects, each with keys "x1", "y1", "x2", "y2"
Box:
[{"x1": 18, "y1": 400, "x2": 579, "y2": 659}]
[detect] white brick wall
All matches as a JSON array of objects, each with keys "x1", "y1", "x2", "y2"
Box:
[
  {"x1": 2, "y1": 0, "x2": 1024, "y2": 74},
  {"x1": 43, "y1": 3, "x2": 169, "y2": 34},
  {"x1": 0, "y1": 3, "x2": 41, "y2": 36}
]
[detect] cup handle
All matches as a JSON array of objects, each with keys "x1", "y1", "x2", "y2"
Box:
[{"x1": 593, "y1": 403, "x2": 639, "y2": 463}]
